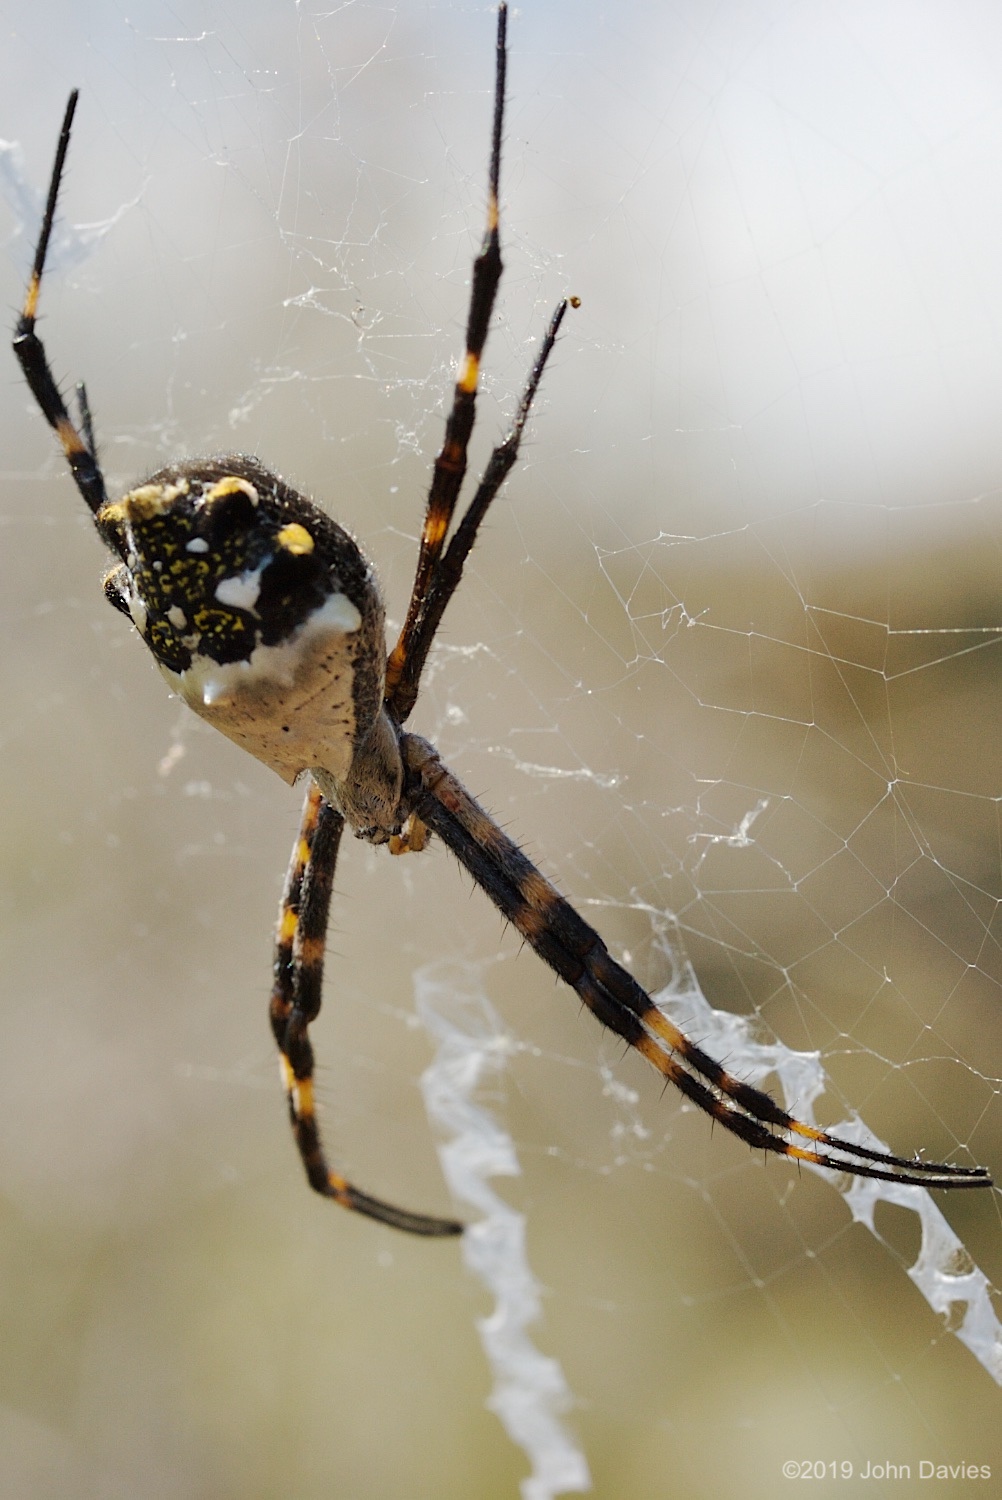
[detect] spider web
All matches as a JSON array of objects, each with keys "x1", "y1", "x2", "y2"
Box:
[{"x1": 1, "y1": 2, "x2": 1000, "y2": 1497}]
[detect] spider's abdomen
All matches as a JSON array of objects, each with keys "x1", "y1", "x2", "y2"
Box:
[{"x1": 97, "y1": 455, "x2": 388, "y2": 786}]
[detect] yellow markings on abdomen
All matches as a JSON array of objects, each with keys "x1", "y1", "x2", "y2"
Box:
[
  {"x1": 277, "y1": 523, "x2": 314, "y2": 556},
  {"x1": 100, "y1": 478, "x2": 191, "y2": 525},
  {"x1": 205, "y1": 475, "x2": 259, "y2": 507}
]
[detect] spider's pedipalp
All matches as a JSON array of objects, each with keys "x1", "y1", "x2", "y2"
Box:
[{"x1": 403, "y1": 734, "x2": 992, "y2": 1193}]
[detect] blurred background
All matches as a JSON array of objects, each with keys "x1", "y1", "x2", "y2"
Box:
[{"x1": 1, "y1": 1, "x2": 1000, "y2": 1495}]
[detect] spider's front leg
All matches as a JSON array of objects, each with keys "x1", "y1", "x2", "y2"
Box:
[
  {"x1": 12, "y1": 89, "x2": 110, "y2": 521},
  {"x1": 270, "y1": 782, "x2": 462, "y2": 1236}
]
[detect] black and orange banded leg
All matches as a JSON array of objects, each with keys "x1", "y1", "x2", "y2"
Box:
[
  {"x1": 384, "y1": 4, "x2": 508, "y2": 712},
  {"x1": 387, "y1": 295, "x2": 576, "y2": 727},
  {"x1": 270, "y1": 783, "x2": 463, "y2": 1236},
  {"x1": 401, "y1": 734, "x2": 991, "y2": 1192},
  {"x1": 13, "y1": 89, "x2": 110, "y2": 523},
  {"x1": 385, "y1": 3, "x2": 576, "y2": 725}
]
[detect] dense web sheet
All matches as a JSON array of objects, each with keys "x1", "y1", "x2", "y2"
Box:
[
  {"x1": 654, "y1": 958, "x2": 1002, "y2": 1382},
  {"x1": 418, "y1": 960, "x2": 590, "y2": 1500},
  {"x1": 1, "y1": 2, "x2": 1001, "y2": 1497}
]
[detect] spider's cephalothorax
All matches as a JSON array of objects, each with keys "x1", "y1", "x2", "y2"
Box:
[
  {"x1": 14, "y1": 5, "x2": 991, "y2": 1236},
  {"x1": 99, "y1": 454, "x2": 405, "y2": 841}
]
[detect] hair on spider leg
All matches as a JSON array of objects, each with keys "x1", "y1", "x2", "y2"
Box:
[
  {"x1": 76, "y1": 381, "x2": 97, "y2": 459},
  {"x1": 12, "y1": 4, "x2": 991, "y2": 1236}
]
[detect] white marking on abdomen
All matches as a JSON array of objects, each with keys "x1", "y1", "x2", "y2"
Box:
[{"x1": 159, "y1": 590, "x2": 365, "y2": 784}]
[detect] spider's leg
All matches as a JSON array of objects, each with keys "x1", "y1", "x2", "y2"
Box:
[
  {"x1": 386, "y1": 2, "x2": 575, "y2": 724},
  {"x1": 384, "y1": 4, "x2": 508, "y2": 713},
  {"x1": 270, "y1": 783, "x2": 463, "y2": 1237},
  {"x1": 387, "y1": 296, "x2": 572, "y2": 725},
  {"x1": 402, "y1": 734, "x2": 992, "y2": 1192},
  {"x1": 76, "y1": 381, "x2": 97, "y2": 462},
  {"x1": 12, "y1": 91, "x2": 109, "y2": 520}
]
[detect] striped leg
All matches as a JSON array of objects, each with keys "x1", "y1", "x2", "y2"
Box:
[
  {"x1": 270, "y1": 783, "x2": 463, "y2": 1235},
  {"x1": 13, "y1": 90, "x2": 110, "y2": 522},
  {"x1": 383, "y1": 4, "x2": 507, "y2": 711},
  {"x1": 384, "y1": 4, "x2": 574, "y2": 725},
  {"x1": 401, "y1": 734, "x2": 991, "y2": 1192},
  {"x1": 386, "y1": 297, "x2": 572, "y2": 727}
]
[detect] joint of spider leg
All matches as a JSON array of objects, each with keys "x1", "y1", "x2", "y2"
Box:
[
  {"x1": 386, "y1": 295, "x2": 581, "y2": 727},
  {"x1": 462, "y1": 162, "x2": 504, "y2": 369}
]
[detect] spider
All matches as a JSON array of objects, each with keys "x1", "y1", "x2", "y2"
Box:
[{"x1": 14, "y1": 5, "x2": 991, "y2": 1235}]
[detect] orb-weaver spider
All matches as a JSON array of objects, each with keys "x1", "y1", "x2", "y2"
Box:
[{"x1": 14, "y1": 4, "x2": 991, "y2": 1233}]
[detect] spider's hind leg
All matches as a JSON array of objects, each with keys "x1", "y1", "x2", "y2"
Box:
[
  {"x1": 403, "y1": 734, "x2": 991, "y2": 1193},
  {"x1": 269, "y1": 783, "x2": 462, "y2": 1236}
]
